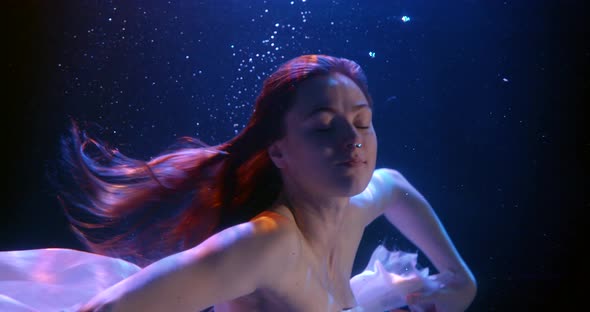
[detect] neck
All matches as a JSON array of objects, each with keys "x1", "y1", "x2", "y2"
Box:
[
  {"x1": 270, "y1": 189, "x2": 359, "y2": 309},
  {"x1": 272, "y1": 189, "x2": 351, "y2": 259}
]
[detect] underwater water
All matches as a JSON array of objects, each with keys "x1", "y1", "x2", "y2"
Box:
[{"x1": 4, "y1": 0, "x2": 585, "y2": 310}]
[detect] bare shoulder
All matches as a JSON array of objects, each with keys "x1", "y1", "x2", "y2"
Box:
[
  {"x1": 244, "y1": 210, "x2": 302, "y2": 284},
  {"x1": 351, "y1": 167, "x2": 406, "y2": 226},
  {"x1": 187, "y1": 212, "x2": 302, "y2": 294},
  {"x1": 78, "y1": 211, "x2": 303, "y2": 311},
  {"x1": 250, "y1": 209, "x2": 302, "y2": 243}
]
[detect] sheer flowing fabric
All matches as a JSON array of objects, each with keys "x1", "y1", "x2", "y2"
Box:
[{"x1": 0, "y1": 245, "x2": 442, "y2": 312}]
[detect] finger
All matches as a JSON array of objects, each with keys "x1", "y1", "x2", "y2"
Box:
[
  {"x1": 406, "y1": 292, "x2": 420, "y2": 305},
  {"x1": 425, "y1": 305, "x2": 437, "y2": 312},
  {"x1": 374, "y1": 259, "x2": 389, "y2": 278},
  {"x1": 409, "y1": 303, "x2": 437, "y2": 312},
  {"x1": 432, "y1": 270, "x2": 467, "y2": 288},
  {"x1": 407, "y1": 291, "x2": 439, "y2": 305},
  {"x1": 408, "y1": 304, "x2": 425, "y2": 312},
  {"x1": 433, "y1": 270, "x2": 455, "y2": 282}
]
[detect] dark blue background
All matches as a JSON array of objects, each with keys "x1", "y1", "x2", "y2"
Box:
[{"x1": 4, "y1": 0, "x2": 585, "y2": 310}]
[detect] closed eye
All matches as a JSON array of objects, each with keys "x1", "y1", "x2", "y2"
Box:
[{"x1": 316, "y1": 126, "x2": 370, "y2": 132}]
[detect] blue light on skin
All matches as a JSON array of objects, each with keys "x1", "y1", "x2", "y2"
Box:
[{"x1": 402, "y1": 16, "x2": 411, "y2": 22}]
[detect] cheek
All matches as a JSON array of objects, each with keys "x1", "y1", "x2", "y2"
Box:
[
  {"x1": 364, "y1": 131, "x2": 377, "y2": 150},
  {"x1": 287, "y1": 133, "x2": 326, "y2": 164},
  {"x1": 370, "y1": 135, "x2": 378, "y2": 152},
  {"x1": 366, "y1": 134, "x2": 378, "y2": 162}
]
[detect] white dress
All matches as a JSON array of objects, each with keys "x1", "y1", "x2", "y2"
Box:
[
  {"x1": 0, "y1": 245, "x2": 443, "y2": 312},
  {"x1": 0, "y1": 248, "x2": 140, "y2": 312}
]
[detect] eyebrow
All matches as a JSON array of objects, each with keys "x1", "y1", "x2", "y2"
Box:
[{"x1": 305, "y1": 103, "x2": 371, "y2": 119}]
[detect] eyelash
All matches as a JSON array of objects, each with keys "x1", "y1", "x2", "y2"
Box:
[{"x1": 316, "y1": 126, "x2": 370, "y2": 132}]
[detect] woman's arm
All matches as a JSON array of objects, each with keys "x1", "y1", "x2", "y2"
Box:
[
  {"x1": 79, "y1": 215, "x2": 300, "y2": 312},
  {"x1": 360, "y1": 168, "x2": 476, "y2": 288},
  {"x1": 380, "y1": 169, "x2": 477, "y2": 311},
  {"x1": 383, "y1": 169, "x2": 476, "y2": 287},
  {"x1": 351, "y1": 168, "x2": 476, "y2": 311}
]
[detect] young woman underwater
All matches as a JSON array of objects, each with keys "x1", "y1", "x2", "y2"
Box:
[{"x1": 0, "y1": 54, "x2": 476, "y2": 312}]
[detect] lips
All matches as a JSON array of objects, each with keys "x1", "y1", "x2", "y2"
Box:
[{"x1": 337, "y1": 159, "x2": 366, "y2": 166}]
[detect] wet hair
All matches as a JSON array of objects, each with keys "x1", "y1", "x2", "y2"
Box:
[{"x1": 54, "y1": 54, "x2": 374, "y2": 266}]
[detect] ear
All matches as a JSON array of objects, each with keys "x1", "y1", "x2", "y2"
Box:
[{"x1": 267, "y1": 142, "x2": 286, "y2": 169}]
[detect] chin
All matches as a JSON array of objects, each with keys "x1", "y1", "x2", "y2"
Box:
[{"x1": 332, "y1": 176, "x2": 372, "y2": 197}]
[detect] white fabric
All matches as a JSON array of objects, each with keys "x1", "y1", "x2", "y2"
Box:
[
  {"x1": 0, "y1": 245, "x2": 441, "y2": 312},
  {"x1": 349, "y1": 245, "x2": 445, "y2": 311},
  {"x1": 0, "y1": 248, "x2": 140, "y2": 312}
]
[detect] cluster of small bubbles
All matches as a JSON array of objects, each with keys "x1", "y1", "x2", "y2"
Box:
[{"x1": 185, "y1": 0, "x2": 320, "y2": 140}]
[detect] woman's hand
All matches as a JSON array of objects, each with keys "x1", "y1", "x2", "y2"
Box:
[
  {"x1": 350, "y1": 245, "x2": 476, "y2": 312},
  {"x1": 350, "y1": 245, "x2": 448, "y2": 312},
  {"x1": 74, "y1": 293, "x2": 118, "y2": 312},
  {"x1": 72, "y1": 279, "x2": 128, "y2": 312},
  {"x1": 405, "y1": 270, "x2": 477, "y2": 312},
  {"x1": 350, "y1": 258, "x2": 428, "y2": 311}
]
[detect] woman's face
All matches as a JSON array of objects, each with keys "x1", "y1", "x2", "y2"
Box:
[{"x1": 269, "y1": 72, "x2": 378, "y2": 197}]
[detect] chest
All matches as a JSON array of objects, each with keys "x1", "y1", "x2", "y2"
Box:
[
  {"x1": 215, "y1": 198, "x2": 372, "y2": 312},
  {"x1": 239, "y1": 223, "x2": 365, "y2": 312}
]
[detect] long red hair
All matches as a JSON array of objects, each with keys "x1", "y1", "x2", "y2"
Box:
[{"x1": 54, "y1": 54, "x2": 374, "y2": 266}]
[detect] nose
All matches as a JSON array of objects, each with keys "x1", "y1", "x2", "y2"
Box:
[
  {"x1": 346, "y1": 143, "x2": 362, "y2": 150},
  {"x1": 341, "y1": 124, "x2": 362, "y2": 150}
]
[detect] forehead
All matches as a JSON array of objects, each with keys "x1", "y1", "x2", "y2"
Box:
[{"x1": 291, "y1": 72, "x2": 367, "y2": 113}]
